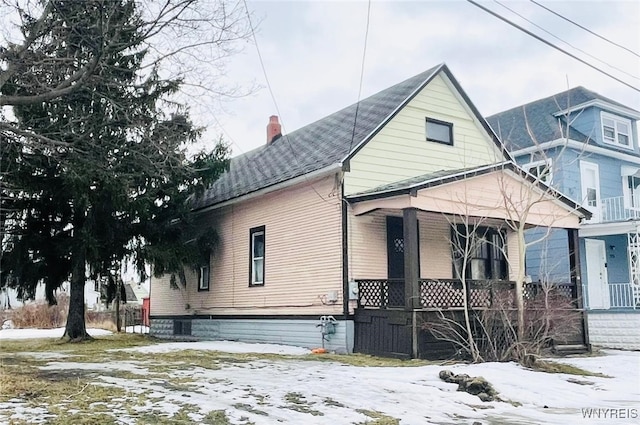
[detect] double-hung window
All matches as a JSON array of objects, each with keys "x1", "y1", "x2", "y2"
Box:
[
  {"x1": 601, "y1": 112, "x2": 633, "y2": 149},
  {"x1": 452, "y1": 226, "x2": 507, "y2": 281},
  {"x1": 198, "y1": 265, "x2": 210, "y2": 291},
  {"x1": 524, "y1": 159, "x2": 552, "y2": 184},
  {"x1": 250, "y1": 226, "x2": 265, "y2": 286}
]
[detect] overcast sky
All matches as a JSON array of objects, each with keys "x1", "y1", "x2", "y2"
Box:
[{"x1": 193, "y1": 0, "x2": 639, "y2": 157}]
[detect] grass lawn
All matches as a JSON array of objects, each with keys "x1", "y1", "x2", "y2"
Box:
[{"x1": 0, "y1": 334, "x2": 623, "y2": 425}]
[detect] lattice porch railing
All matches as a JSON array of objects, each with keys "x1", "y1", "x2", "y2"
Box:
[{"x1": 356, "y1": 279, "x2": 577, "y2": 309}]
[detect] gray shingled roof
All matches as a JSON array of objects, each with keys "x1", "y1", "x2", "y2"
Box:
[
  {"x1": 124, "y1": 284, "x2": 138, "y2": 303},
  {"x1": 192, "y1": 65, "x2": 447, "y2": 210},
  {"x1": 485, "y1": 86, "x2": 638, "y2": 151}
]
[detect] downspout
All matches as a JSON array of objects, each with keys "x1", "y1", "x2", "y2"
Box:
[{"x1": 341, "y1": 181, "x2": 350, "y2": 319}]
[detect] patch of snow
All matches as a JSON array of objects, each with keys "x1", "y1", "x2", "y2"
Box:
[
  {"x1": 118, "y1": 340, "x2": 311, "y2": 356},
  {"x1": 3, "y1": 337, "x2": 639, "y2": 424},
  {"x1": 39, "y1": 361, "x2": 149, "y2": 375},
  {"x1": 57, "y1": 350, "x2": 635, "y2": 424},
  {"x1": 0, "y1": 327, "x2": 112, "y2": 340},
  {"x1": 2, "y1": 319, "x2": 14, "y2": 329},
  {"x1": 0, "y1": 401, "x2": 52, "y2": 424},
  {"x1": 17, "y1": 351, "x2": 75, "y2": 360}
]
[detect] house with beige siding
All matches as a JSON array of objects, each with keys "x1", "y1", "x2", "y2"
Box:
[{"x1": 150, "y1": 64, "x2": 590, "y2": 358}]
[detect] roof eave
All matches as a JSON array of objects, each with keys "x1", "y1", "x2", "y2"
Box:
[
  {"x1": 192, "y1": 162, "x2": 342, "y2": 214},
  {"x1": 341, "y1": 63, "x2": 445, "y2": 167},
  {"x1": 346, "y1": 161, "x2": 512, "y2": 203},
  {"x1": 553, "y1": 99, "x2": 640, "y2": 120},
  {"x1": 342, "y1": 64, "x2": 513, "y2": 168}
]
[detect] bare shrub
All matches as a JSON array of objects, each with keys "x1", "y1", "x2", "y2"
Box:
[
  {"x1": 11, "y1": 295, "x2": 69, "y2": 328},
  {"x1": 424, "y1": 282, "x2": 582, "y2": 365},
  {"x1": 86, "y1": 311, "x2": 116, "y2": 332}
]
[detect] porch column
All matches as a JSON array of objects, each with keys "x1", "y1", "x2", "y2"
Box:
[
  {"x1": 568, "y1": 228, "x2": 589, "y2": 347},
  {"x1": 403, "y1": 208, "x2": 420, "y2": 310},
  {"x1": 568, "y1": 228, "x2": 583, "y2": 306}
]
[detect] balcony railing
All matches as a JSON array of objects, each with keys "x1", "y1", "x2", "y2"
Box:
[
  {"x1": 356, "y1": 279, "x2": 577, "y2": 310},
  {"x1": 600, "y1": 196, "x2": 640, "y2": 223}
]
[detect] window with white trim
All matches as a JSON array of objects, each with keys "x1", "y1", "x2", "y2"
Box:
[
  {"x1": 425, "y1": 118, "x2": 453, "y2": 145},
  {"x1": 624, "y1": 175, "x2": 640, "y2": 210},
  {"x1": 198, "y1": 265, "x2": 210, "y2": 291},
  {"x1": 601, "y1": 112, "x2": 633, "y2": 149},
  {"x1": 250, "y1": 226, "x2": 265, "y2": 286},
  {"x1": 524, "y1": 159, "x2": 553, "y2": 184}
]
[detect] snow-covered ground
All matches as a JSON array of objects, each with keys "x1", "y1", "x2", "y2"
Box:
[
  {"x1": 0, "y1": 327, "x2": 112, "y2": 340},
  {"x1": 1, "y1": 329, "x2": 638, "y2": 424},
  {"x1": 119, "y1": 340, "x2": 310, "y2": 355}
]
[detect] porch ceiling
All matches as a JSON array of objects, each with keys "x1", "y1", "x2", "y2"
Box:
[{"x1": 348, "y1": 168, "x2": 585, "y2": 229}]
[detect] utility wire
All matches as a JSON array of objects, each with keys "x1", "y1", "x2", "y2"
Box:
[
  {"x1": 494, "y1": 0, "x2": 638, "y2": 81},
  {"x1": 530, "y1": 0, "x2": 640, "y2": 59},
  {"x1": 348, "y1": 0, "x2": 372, "y2": 153},
  {"x1": 241, "y1": 0, "x2": 284, "y2": 131},
  {"x1": 241, "y1": 0, "x2": 332, "y2": 205},
  {"x1": 466, "y1": 0, "x2": 640, "y2": 93}
]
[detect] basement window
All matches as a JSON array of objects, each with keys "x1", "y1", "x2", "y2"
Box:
[
  {"x1": 426, "y1": 118, "x2": 453, "y2": 146},
  {"x1": 173, "y1": 320, "x2": 192, "y2": 336}
]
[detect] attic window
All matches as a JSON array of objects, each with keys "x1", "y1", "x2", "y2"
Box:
[
  {"x1": 426, "y1": 118, "x2": 453, "y2": 145},
  {"x1": 601, "y1": 112, "x2": 632, "y2": 149}
]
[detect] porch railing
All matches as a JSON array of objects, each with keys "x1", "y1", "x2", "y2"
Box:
[
  {"x1": 356, "y1": 279, "x2": 405, "y2": 309},
  {"x1": 356, "y1": 279, "x2": 577, "y2": 310},
  {"x1": 604, "y1": 283, "x2": 640, "y2": 309},
  {"x1": 600, "y1": 196, "x2": 640, "y2": 223}
]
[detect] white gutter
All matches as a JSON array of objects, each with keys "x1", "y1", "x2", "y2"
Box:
[
  {"x1": 511, "y1": 138, "x2": 640, "y2": 164},
  {"x1": 193, "y1": 163, "x2": 342, "y2": 214}
]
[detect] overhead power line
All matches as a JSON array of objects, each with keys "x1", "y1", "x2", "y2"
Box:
[
  {"x1": 529, "y1": 0, "x2": 640, "y2": 59},
  {"x1": 241, "y1": 0, "x2": 284, "y2": 131},
  {"x1": 241, "y1": 0, "x2": 332, "y2": 205},
  {"x1": 466, "y1": 0, "x2": 640, "y2": 93},
  {"x1": 494, "y1": 0, "x2": 638, "y2": 81},
  {"x1": 349, "y1": 0, "x2": 372, "y2": 153}
]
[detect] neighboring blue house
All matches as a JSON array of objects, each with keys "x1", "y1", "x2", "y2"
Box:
[{"x1": 487, "y1": 87, "x2": 640, "y2": 350}]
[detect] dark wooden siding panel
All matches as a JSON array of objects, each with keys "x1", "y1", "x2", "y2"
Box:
[{"x1": 354, "y1": 310, "x2": 412, "y2": 359}]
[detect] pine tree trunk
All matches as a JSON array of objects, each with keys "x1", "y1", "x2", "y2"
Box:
[{"x1": 63, "y1": 209, "x2": 91, "y2": 341}]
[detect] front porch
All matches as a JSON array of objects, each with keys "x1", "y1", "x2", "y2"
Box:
[
  {"x1": 345, "y1": 165, "x2": 589, "y2": 359},
  {"x1": 579, "y1": 229, "x2": 640, "y2": 310},
  {"x1": 353, "y1": 278, "x2": 584, "y2": 359}
]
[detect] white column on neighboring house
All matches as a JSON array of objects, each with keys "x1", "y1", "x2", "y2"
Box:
[{"x1": 627, "y1": 231, "x2": 640, "y2": 307}]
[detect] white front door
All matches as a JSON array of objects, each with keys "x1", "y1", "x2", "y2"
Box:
[
  {"x1": 580, "y1": 161, "x2": 600, "y2": 223},
  {"x1": 585, "y1": 239, "x2": 610, "y2": 309}
]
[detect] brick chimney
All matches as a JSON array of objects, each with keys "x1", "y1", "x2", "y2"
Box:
[{"x1": 266, "y1": 115, "x2": 282, "y2": 144}]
